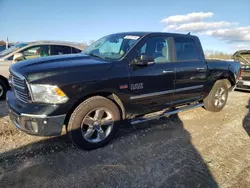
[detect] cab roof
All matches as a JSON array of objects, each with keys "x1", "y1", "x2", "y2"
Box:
[{"x1": 112, "y1": 31, "x2": 195, "y2": 37}]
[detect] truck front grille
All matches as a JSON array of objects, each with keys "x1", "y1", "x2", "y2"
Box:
[{"x1": 11, "y1": 72, "x2": 30, "y2": 103}]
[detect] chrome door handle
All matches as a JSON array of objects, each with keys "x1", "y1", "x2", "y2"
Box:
[
  {"x1": 163, "y1": 70, "x2": 174, "y2": 74},
  {"x1": 197, "y1": 68, "x2": 205, "y2": 70}
]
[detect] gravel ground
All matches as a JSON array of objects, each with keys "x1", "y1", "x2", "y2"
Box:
[{"x1": 0, "y1": 91, "x2": 249, "y2": 188}]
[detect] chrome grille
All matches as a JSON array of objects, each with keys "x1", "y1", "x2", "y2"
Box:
[{"x1": 11, "y1": 72, "x2": 29, "y2": 103}]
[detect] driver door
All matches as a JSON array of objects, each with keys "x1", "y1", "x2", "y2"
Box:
[{"x1": 128, "y1": 35, "x2": 175, "y2": 113}]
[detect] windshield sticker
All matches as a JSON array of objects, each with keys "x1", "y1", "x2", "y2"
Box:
[{"x1": 124, "y1": 35, "x2": 140, "y2": 40}]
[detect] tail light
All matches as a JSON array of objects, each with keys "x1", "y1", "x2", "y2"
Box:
[{"x1": 238, "y1": 68, "x2": 242, "y2": 80}]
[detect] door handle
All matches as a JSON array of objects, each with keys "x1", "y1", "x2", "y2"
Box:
[
  {"x1": 197, "y1": 68, "x2": 205, "y2": 71},
  {"x1": 163, "y1": 70, "x2": 174, "y2": 74}
]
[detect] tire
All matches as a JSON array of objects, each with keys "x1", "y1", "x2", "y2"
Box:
[
  {"x1": 0, "y1": 79, "x2": 8, "y2": 100},
  {"x1": 68, "y1": 96, "x2": 121, "y2": 150},
  {"x1": 203, "y1": 80, "x2": 228, "y2": 112}
]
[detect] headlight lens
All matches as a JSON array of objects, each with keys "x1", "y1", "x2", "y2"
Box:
[{"x1": 30, "y1": 84, "x2": 68, "y2": 104}]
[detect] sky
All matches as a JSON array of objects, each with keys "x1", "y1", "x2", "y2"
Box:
[{"x1": 0, "y1": 0, "x2": 249, "y2": 53}]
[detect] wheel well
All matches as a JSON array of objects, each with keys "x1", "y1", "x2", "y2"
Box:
[
  {"x1": 0, "y1": 75, "x2": 10, "y2": 89},
  {"x1": 213, "y1": 78, "x2": 234, "y2": 93},
  {"x1": 64, "y1": 92, "x2": 126, "y2": 127},
  {"x1": 223, "y1": 78, "x2": 232, "y2": 89}
]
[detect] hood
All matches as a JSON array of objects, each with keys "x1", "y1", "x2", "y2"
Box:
[
  {"x1": 232, "y1": 50, "x2": 250, "y2": 65},
  {"x1": 10, "y1": 53, "x2": 114, "y2": 82},
  {"x1": 232, "y1": 50, "x2": 250, "y2": 80}
]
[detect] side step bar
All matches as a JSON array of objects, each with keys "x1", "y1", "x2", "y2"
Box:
[{"x1": 131, "y1": 103, "x2": 204, "y2": 125}]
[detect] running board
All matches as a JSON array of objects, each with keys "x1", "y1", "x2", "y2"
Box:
[{"x1": 131, "y1": 103, "x2": 204, "y2": 125}]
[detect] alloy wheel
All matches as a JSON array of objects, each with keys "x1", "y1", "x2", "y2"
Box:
[
  {"x1": 214, "y1": 87, "x2": 226, "y2": 108},
  {"x1": 81, "y1": 108, "x2": 114, "y2": 143}
]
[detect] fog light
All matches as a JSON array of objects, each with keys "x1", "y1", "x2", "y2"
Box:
[{"x1": 25, "y1": 119, "x2": 38, "y2": 133}]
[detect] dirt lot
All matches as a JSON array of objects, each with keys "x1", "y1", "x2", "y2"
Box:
[{"x1": 0, "y1": 91, "x2": 249, "y2": 188}]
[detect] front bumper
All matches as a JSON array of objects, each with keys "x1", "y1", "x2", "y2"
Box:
[
  {"x1": 236, "y1": 80, "x2": 250, "y2": 91},
  {"x1": 7, "y1": 91, "x2": 66, "y2": 136}
]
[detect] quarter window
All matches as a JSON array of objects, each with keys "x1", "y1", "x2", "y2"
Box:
[{"x1": 174, "y1": 37, "x2": 199, "y2": 61}]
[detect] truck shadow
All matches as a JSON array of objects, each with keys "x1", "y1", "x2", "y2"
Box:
[
  {"x1": 243, "y1": 99, "x2": 250, "y2": 136},
  {"x1": 0, "y1": 101, "x2": 8, "y2": 118},
  {"x1": 0, "y1": 114, "x2": 218, "y2": 188}
]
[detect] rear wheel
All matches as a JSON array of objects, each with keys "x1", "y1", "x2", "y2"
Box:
[
  {"x1": 203, "y1": 80, "x2": 228, "y2": 112},
  {"x1": 68, "y1": 96, "x2": 121, "y2": 150},
  {"x1": 0, "y1": 79, "x2": 8, "y2": 100}
]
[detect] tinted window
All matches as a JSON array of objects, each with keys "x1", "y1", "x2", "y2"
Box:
[
  {"x1": 0, "y1": 46, "x2": 5, "y2": 52},
  {"x1": 138, "y1": 36, "x2": 171, "y2": 63},
  {"x1": 71, "y1": 47, "x2": 81, "y2": 54},
  {"x1": 51, "y1": 45, "x2": 71, "y2": 55},
  {"x1": 174, "y1": 37, "x2": 199, "y2": 61}
]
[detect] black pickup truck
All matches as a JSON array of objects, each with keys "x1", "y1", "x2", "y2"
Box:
[{"x1": 7, "y1": 32, "x2": 241, "y2": 150}]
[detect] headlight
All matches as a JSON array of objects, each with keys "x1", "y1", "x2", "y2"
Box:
[{"x1": 30, "y1": 84, "x2": 68, "y2": 104}]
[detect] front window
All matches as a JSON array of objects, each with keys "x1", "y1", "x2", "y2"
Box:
[
  {"x1": 84, "y1": 34, "x2": 141, "y2": 60},
  {"x1": 0, "y1": 43, "x2": 28, "y2": 57},
  {"x1": 21, "y1": 45, "x2": 51, "y2": 60},
  {"x1": 137, "y1": 36, "x2": 171, "y2": 63}
]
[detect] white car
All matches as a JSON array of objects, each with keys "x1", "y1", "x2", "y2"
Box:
[{"x1": 0, "y1": 41, "x2": 85, "y2": 100}]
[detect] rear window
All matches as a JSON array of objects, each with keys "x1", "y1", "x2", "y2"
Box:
[
  {"x1": 71, "y1": 47, "x2": 81, "y2": 54},
  {"x1": 51, "y1": 45, "x2": 71, "y2": 55},
  {"x1": 174, "y1": 37, "x2": 199, "y2": 61}
]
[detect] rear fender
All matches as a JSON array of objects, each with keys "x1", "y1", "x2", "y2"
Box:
[{"x1": 202, "y1": 68, "x2": 236, "y2": 97}]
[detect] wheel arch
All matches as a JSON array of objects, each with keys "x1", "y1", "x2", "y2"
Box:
[
  {"x1": 0, "y1": 75, "x2": 10, "y2": 89},
  {"x1": 64, "y1": 91, "x2": 126, "y2": 127}
]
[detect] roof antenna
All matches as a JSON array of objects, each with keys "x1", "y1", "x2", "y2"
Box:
[{"x1": 187, "y1": 32, "x2": 190, "y2": 35}]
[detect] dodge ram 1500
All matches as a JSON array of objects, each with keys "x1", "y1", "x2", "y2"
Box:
[{"x1": 7, "y1": 32, "x2": 241, "y2": 150}]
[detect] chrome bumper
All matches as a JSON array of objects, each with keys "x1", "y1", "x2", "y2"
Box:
[
  {"x1": 7, "y1": 91, "x2": 66, "y2": 136},
  {"x1": 8, "y1": 109, "x2": 66, "y2": 136},
  {"x1": 236, "y1": 80, "x2": 250, "y2": 91}
]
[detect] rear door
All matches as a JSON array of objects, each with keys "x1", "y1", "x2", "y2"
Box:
[{"x1": 172, "y1": 36, "x2": 207, "y2": 104}]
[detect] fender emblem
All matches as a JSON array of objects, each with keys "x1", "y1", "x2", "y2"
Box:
[
  {"x1": 120, "y1": 84, "x2": 128, "y2": 89},
  {"x1": 131, "y1": 83, "x2": 143, "y2": 90}
]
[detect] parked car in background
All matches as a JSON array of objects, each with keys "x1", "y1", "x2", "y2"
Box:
[
  {"x1": 0, "y1": 44, "x2": 14, "y2": 52},
  {"x1": 0, "y1": 45, "x2": 6, "y2": 52},
  {"x1": 232, "y1": 50, "x2": 250, "y2": 91},
  {"x1": 7, "y1": 32, "x2": 241, "y2": 150},
  {"x1": 0, "y1": 41, "x2": 85, "y2": 99}
]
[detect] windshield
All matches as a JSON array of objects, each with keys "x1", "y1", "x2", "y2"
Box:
[
  {"x1": 0, "y1": 43, "x2": 28, "y2": 57},
  {"x1": 84, "y1": 34, "x2": 141, "y2": 60}
]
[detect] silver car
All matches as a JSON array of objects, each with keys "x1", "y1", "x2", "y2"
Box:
[{"x1": 0, "y1": 41, "x2": 85, "y2": 99}]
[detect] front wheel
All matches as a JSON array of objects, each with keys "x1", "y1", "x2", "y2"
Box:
[
  {"x1": 203, "y1": 80, "x2": 229, "y2": 112},
  {"x1": 68, "y1": 96, "x2": 121, "y2": 150},
  {"x1": 0, "y1": 79, "x2": 8, "y2": 100}
]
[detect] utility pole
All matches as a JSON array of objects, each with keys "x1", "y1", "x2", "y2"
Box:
[{"x1": 6, "y1": 37, "x2": 8, "y2": 49}]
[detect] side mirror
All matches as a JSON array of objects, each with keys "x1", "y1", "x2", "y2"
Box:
[
  {"x1": 13, "y1": 52, "x2": 25, "y2": 63},
  {"x1": 135, "y1": 54, "x2": 154, "y2": 66},
  {"x1": 140, "y1": 54, "x2": 154, "y2": 63}
]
